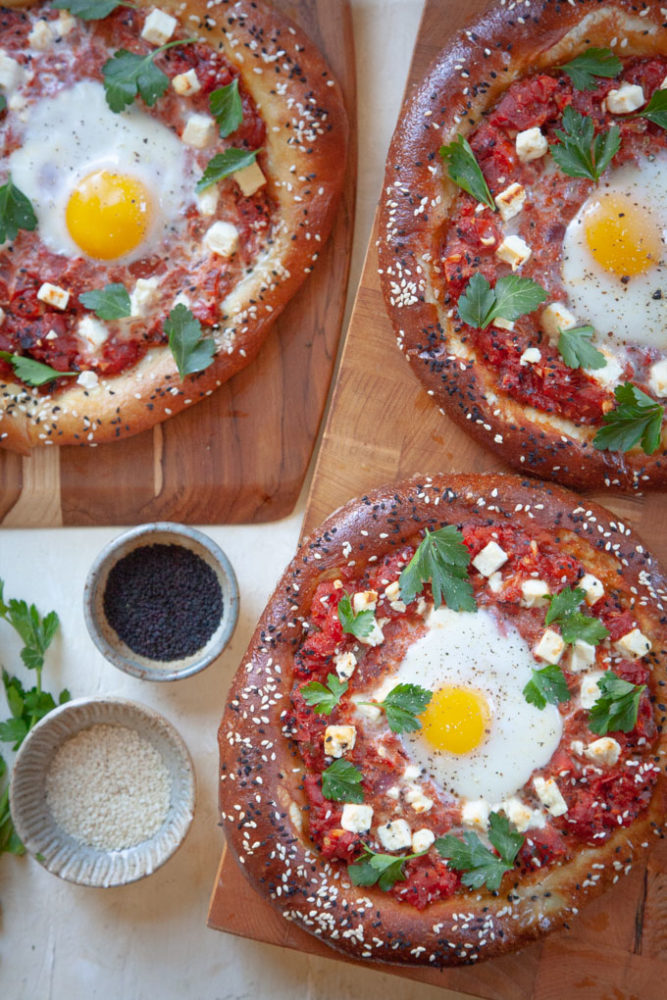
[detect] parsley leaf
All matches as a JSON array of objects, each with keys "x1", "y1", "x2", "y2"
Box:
[
  {"x1": 337, "y1": 593, "x2": 376, "y2": 640},
  {"x1": 439, "y1": 135, "x2": 495, "y2": 211},
  {"x1": 545, "y1": 586, "x2": 610, "y2": 646},
  {"x1": 436, "y1": 812, "x2": 523, "y2": 892},
  {"x1": 639, "y1": 89, "x2": 667, "y2": 130},
  {"x1": 558, "y1": 324, "x2": 606, "y2": 370},
  {"x1": 550, "y1": 106, "x2": 620, "y2": 182},
  {"x1": 321, "y1": 759, "x2": 364, "y2": 803},
  {"x1": 79, "y1": 283, "x2": 131, "y2": 320},
  {"x1": 196, "y1": 148, "x2": 259, "y2": 192},
  {"x1": 0, "y1": 94, "x2": 6, "y2": 114},
  {"x1": 102, "y1": 38, "x2": 194, "y2": 112},
  {"x1": 545, "y1": 585, "x2": 585, "y2": 625},
  {"x1": 523, "y1": 663, "x2": 571, "y2": 710},
  {"x1": 378, "y1": 683, "x2": 432, "y2": 734},
  {"x1": 348, "y1": 844, "x2": 425, "y2": 891},
  {"x1": 164, "y1": 304, "x2": 215, "y2": 379},
  {"x1": 457, "y1": 272, "x2": 547, "y2": 331},
  {"x1": 557, "y1": 47, "x2": 622, "y2": 91},
  {"x1": 209, "y1": 78, "x2": 243, "y2": 138},
  {"x1": 588, "y1": 671, "x2": 646, "y2": 735},
  {"x1": 52, "y1": 0, "x2": 126, "y2": 19},
  {"x1": 593, "y1": 382, "x2": 664, "y2": 455},
  {"x1": 0, "y1": 177, "x2": 38, "y2": 243},
  {"x1": 301, "y1": 673, "x2": 348, "y2": 715},
  {"x1": 399, "y1": 525, "x2": 476, "y2": 612},
  {"x1": 0, "y1": 352, "x2": 77, "y2": 388}
]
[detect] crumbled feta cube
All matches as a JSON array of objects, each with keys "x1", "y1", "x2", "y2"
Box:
[
  {"x1": 403, "y1": 765, "x2": 421, "y2": 781},
  {"x1": 496, "y1": 234, "x2": 531, "y2": 270},
  {"x1": 377, "y1": 819, "x2": 412, "y2": 851},
  {"x1": 586, "y1": 349, "x2": 622, "y2": 388},
  {"x1": 495, "y1": 182, "x2": 526, "y2": 222},
  {"x1": 605, "y1": 83, "x2": 645, "y2": 114},
  {"x1": 37, "y1": 282, "x2": 70, "y2": 311},
  {"x1": 77, "y1": 315, "x2": 109, "y2": 351},
  {"x1": 534, "y1": 628, "x2": 565, "y2": 663},
  {"x1": 0, "y1": 52, "x2": 27, "y2": 92},
  {"x1": 53, "y1": 11, "x2": 76, "y2": 37},
  {"x1": 353, "y1": 590, "x2": 378, "y2": 614},
  {"x1": 472, "y1": 540, "x2": 508, "y2": 577},
  {"x1": 324, "y1": 725, "x2": 356, "y2": 758},
  {"x1": 515, "y1": 126, "x2": 548, "y2": 162},
  {"x1": 340, "y1": 803, "x2": 373, "y2": 833},
  {"x1": 385, "y1": 785, "x2": 400, "y2": 800},
  {"x1": 404, "y1": 784, "x2": 434, "y2": 814},
  {"x1": 532, "y1": 776, "x2": 568, "y2": 816},
  {"x1": 141, "y1": 8, "x2": 177, "y2": 46},
  {"x1": 172, "y1": 68, "x2": 201, "y2": 97},
  {"x1": 579, "y1": 573, "x2": 604, "y2": 605},
  {"x1": 412, "y1": 828, "x2": 435, "y2": 853},
  {"x1": 584, "y1": 737, "x2": 621, "y2": 767},
  {"x1": 519, "y1": 347, "x2": 541, "y2": 366},
  {"x1": 503, "y1": 796, "x2": 545, "y2": 832},
  {"x1": 487, "y1": 571, "x2": 504, "y2": 594},
  {"x1": 358, "y1": 619, "x2": 384, "y2": 647},
  {"x1": 130, "y1": 277, "x2": 160, "y2": 318},
  {"x1": 351, "y1": 697, "x2": 381, "y2": 723},
  {"x1": 520, "y1": 578, "x2": 550, "y2": 608},
  {"x1": 28, "y1": 20, "x2": 53, "y2": 50},
  {"x1": 76, "y1": 370, "x2": 99, "y2": 390},
  {"x1": 182, "y1": 113, "x2": 216, "y2": 149},
  {"x1": 541, "y1": 302, "x2": 577, "y2": 340},
  {"x1": 579, "y1": 670, "x2": 604, "y2": 709},
  {"x1": 569, "y1": 639, "x2": 596, "y2": 673},
  {"x1": 196, "y1": 186, "x2": 219, "y2": 218},
  {"x1": 570, "y1": 739, "x2": 585, "y2": 756},
  {"x1": 204, "y1": 220, "x2": 240, "y2": 258},
  {"x1": 461, "y1": 799, "x2": 490, "y2": 831},
  {"x1": 45, "y1": 329, "x2": 58, "y2": 341},
  {"x1": 492, "y1": 317, "x2": 515, "y2": 331},
  {"x1": 384, "y1": 581, "x2": 401, "y2": 602},
  {"x1": 648, "y1": 358, "x2": 667, "y2": 397},
  {"x1": 614, "y1": 628, "x2": 651, "y2": 660},
  {"x1": 334, "y1": 651, "x2": 357, "y2": 682},
  {"x1": 233, "y1": 160, "x2": 266, "y2": 197}
]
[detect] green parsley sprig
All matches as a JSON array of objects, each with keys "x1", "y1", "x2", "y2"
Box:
[
  {"x1": 545, "y1": 586, "x2": 610, "y2": 646},
  {"x1": 103, "y1": 37, "x2": 196, "y2": 112},
  {"x1": 358, "y1": 683, "x2": 432, "y2": 734},
  {"x1": 0, "y1": 94, "x2": 6, "y2": 114},
  {"x1": 0, "y1": 352, "x2": 78, "y2": 389},
  {"x1": 321, "y1": 759, "x2": 363, "y2": 803},
  {"x1": 439, "y1": 135, "x2": 496, "y2": 211},
  {"x1": 197, "y1": 148, "x2": 259, "y2": 193},
  {"x1": 209, "y1": 79, "x2": 244, "y2": 138},
  {"x1": 0, "y1": 177, "x2": 38, "y2": 244},
  {"x1": 52, "y1": 0, "x2": 131, "y2": 19},
  {"x1": 399, "y1": 525, "x2": 476, "y2": 612},
  {"x1": 593, "y1": 383, "x2": 664, "y2": 455},
  {"x1": 523, "y1": 663, "x2": 571, "y2": 710},
  {"x1": 557, "y1": 47, "x2": 622, "y2": 91},
  {"x1": 588, "y1": 671, "x2": 646, "y2": 735},
  {"x1": 435, "y1": 811, "x2": 523, "y2": 891},
  {"x1": 558, "y1": 324, "x2": 606, "y2": 371},
  {"x1": 80, "y1": 283, "x2": 131, "y2": 320},
  {"x1": 639, "y1": 89, "x2": 667, "y2": 130},
  {"x1": 457, "y1": 273, "x2": 547, "y2": 331},
  {"x1": 550, "y1": 106, "x2": 620, "y2": 182},
  {"x1": 337, "y1": 593, "x2": 376, "y2": 640},
  {"x1": 348, "y1": 844, "x2": 426, "y2": 891},
  {"x1": 164, "y1": 304, "x2": 216, "y2": 379},
  {"x1": 301, "y1": 673, "x2": 347, "y2": 715}
]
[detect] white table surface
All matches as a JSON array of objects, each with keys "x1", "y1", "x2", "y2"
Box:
[{"x1": 1, "y1": 2, "x2": 475, "y2": 997}]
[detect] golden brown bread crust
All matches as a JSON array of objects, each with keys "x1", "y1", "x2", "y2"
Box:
[
  {"x1": 218, "y1": 472, "x2": 667, "y2": 967},
  {"x1": 377, "y1": 0, "x2": 667, "y2": 492},
  {"x1": 0, "y1": 0, "x2": 348, "y2": 452}
]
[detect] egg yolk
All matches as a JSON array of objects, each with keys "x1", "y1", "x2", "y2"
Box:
[
  {"x1": 420, "y1": 685, "x2": 490, "y2": 755},
  {"x1": 584, "y1": 193, "x2": 662, "y2": 278},
  {"x1": 66, "y1": 169, "x2": 151, "y2": 260}
]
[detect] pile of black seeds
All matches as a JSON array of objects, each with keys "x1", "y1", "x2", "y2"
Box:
[{"x1": 103, "y1": 543, "x2": 224, "y2": 661}]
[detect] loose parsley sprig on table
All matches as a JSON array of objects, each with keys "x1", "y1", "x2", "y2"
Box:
[
  {"x1": 435, "y1": 811, "x2": 524, "y2": 892},
  {"x1": 0, "y1": 177, "x2": 37, "y2": 244},
  {"x1": 80, "y1": 283, "x2": 132, "y2": 320},
  {"x1": 588, "y1": 671, "x2": 646, "y2": 735},
  {"x1": 523, "y1": 663, "x2": 571, "y2": 710},
  {"x1": 639, "y1": 89, "x2": 667, "y2": 130},
  {"x1": 348, "y1": 843, "x2": 426, "y2": 891},
  {"x1": 209, "y1": 79, "x2": 244, "y2": 138},
  {"x1": 0, "y1": 352, "x2": 78, "y2": 389},
  {"x1": 550, "y1": 106, "x2": 620, "y2": 182},
  {"x1": 52, "y1": 0, "x2": 132, "y2": 19},
  {"x1": 457, "y1": 273, "x2": 547, "y2": 332},
  {"x1": 545, "y1": 586, "x2": 610, "y2": 646},
  {"x1": 557, "y1": 47, "x2": 622, "y2": 91},
  {"x1": 301, "y1": 673, "x2": 348, "y2": 715},
  {"x1": 557, "y1": 325, "x2": 606, "y2": 371},
  {"x1": 164, "y1": 304, "x2": 216, "y2": 379},
  {"x1": 103, "y1": 37, "x2": 196, "y2": 112},
  {"x1": 593, "y1": 383, "x2": 664, "y2": 455},
  {"x1": 321, "y1": 759, "x2": 364, "y2": 803},
  {"x1": 439, "y1": 135, "x2": 496, "y2": 211},
  {"x1": 197, "y1": 148, "x2": 259, "y2": 193},
  {"x1": 399, "y1": 525, "x2": 476, "y2": 612},
  {"x1": 337, "y1": 593, "x2": 376, "y2": 640}
]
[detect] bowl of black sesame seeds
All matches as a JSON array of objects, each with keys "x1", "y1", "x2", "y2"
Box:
[{"x1": 83, "y1": 523, "x2": 239, "y2": 682}]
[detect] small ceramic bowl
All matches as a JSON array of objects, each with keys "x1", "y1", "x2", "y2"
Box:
[
  {"x1": 84, "y1": 522, "x2": 239, "y2": 681},
  {"x1": 9, "y1": 696, "x2": 195, "y2": 887}
]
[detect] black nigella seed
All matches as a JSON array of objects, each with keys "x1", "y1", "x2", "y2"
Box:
[{"x1": 103, "y1": 543, "x2": 223, "y2": 661}]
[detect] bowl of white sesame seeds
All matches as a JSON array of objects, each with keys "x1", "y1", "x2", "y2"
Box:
[{"x1": 9, "y1": 696, "x2": 195, "y2": 887}]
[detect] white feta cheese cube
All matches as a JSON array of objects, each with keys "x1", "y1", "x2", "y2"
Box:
[
  {"x1": 353, "y1": 590, "x2": 378, "y2": 613},
  {"x1": 376, "y1": 819, "x2": 412, "y2": 852},
  {"x1": 385, "y1": 785, "x2": 400, "y2": 800},
  {"x1": 323, "y1": 725, "x2": 356, "y2": 758},
  {"x1": 534, "y1": 628, "x2": 565, "y2": 664},
  {"x1": 172, "y1": 68, "x2": 201, "y2": 96},
  {"x1": 0, "y1": 52, "x2": 27, "y2": 93},
  {"x1": 28, "y1": 20, "x2": 53, "y2": 50},
  {"x1": 334, "y1": 651, "x2": 357, "y2": 682},
  {"x1": 358, "y1": 619, "x2": 384, "y2": 647},
  {"x1": 404, "y1": 784, "x2": 434, "y2": 814},
  {"x1": 141, "y1": 9, "x2": 177, "y2": 46},
  {"x1": 532, "y1": 776, "x2": 568, "y2": 816},
  {"x1": 584, "y1": 737, "x2": 621, "y2": 767},
  {"x1": 520, "y1": 579, "x2": 550, "y2": 607},
  {"x1": 648, "y1": 358, "x2": 667, "y2": 397},
  {"x1": 503, "y1": 796, "x2": 545, "y2": 832},
  {"x1": 340, "y1": 803, "x2": 373, "y2": 833},
  {"x1": 495, "y1": 182, "x2": 526, "y2": 222},
  {"x1": 472, "y1": 540, "x2": 508, "y2": 577},
  {"x1": 412, "y1": 828, "x2": 435, "y2": 853},
  {"x1": 204, "y1": 220, "x2": 240, "y2": 258},
  {"x1": 541, "y1": 302, "x2": 577, "y2": 340},
  {"x1": 614, "y1": 627, "x2": 651, "y2": 660},
  {"x1": 37, "y1": 282, "x2": 70, "y2": 311},
  {"x1": 182, "y1": 113, "x2": 216, "y2": 149},
  {"x1": 45, "y1": 328, "x2": 58, "y2": 341},
  {"x1": 570, "y1": 739, "x2": 585, "y2": 756},
  {"x1": 496, "y1": 234, "x2": 532, "y2": 270},
  {"x1": 403, "y1": 765, "x2": 421, "y2": 781},
  {"x1": 461, "y1": 798, "x2": 490, "y2": 831},
  {"x1": 53, "y1": 11, "x2": 76, "y2": 37},
  {"x1": 487, "y1": 571, "x2": 504, "y2": 594},
  {"x1": 586, "y1": 349, "x2": 622, "y2": 388},
  {"x1": 77, "y1": 315, "x2": 109, "y2": 351},
  {"x1": 605, "y1": 83, "x2": 645, "y2": 114},
  {"x1": 196, "y1": 186, "x2": 219, "y2": 218},
  {"x1": 130, "y1": 277, "x2": 160, "y2": 318},
  {"x1": 492, "y1": 317, "x2": 515, "y2": 331},
  {"x1": 579, "y1": 573, "x2": 604, "y2": 605},
  {"x1": 384, "y1": 581, "x2": 401, "y2": 602},
  {"x1": 233, "y1": 160, "x2": 266, "y2": 197},
  {"x1": 515, "y1": 126, "x2": 548, "y2": 162},
  {"x1": 519, "y1": 347, "x2": 541, "y2": 366},
  {"x1": 76, "y1": 370, "x2": 99, "y2": 390},
  {"x1": 569, "y1": 639, "x2": 596, "y2": 673},
  {"x1": 579, "y1": 670, "x2": 604, "y2": 709}
]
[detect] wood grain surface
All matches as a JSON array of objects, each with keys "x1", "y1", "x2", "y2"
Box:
[
  {"x1": 209, "y1": 0, "x2": 667, "y2": 996},
  {"x1": 0, "y1": 0, "x2": 356, "y2": 528}
]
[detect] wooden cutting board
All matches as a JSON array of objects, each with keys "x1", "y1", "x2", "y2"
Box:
[
  {"x1": 0, "y1": 0, "x2": 356, "y2": 528},
  {"x1": 209, "y1": 0, "x2": 667, "y2": 996}
]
